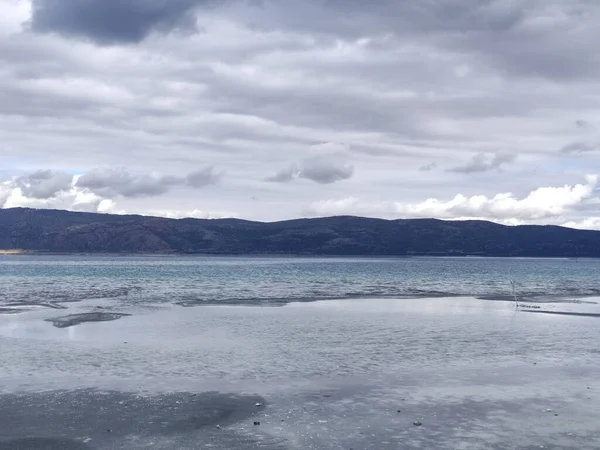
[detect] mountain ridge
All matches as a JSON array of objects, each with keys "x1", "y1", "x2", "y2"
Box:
[{"x1": 1, "y1": 207, "x2": 599, "y2": 257}]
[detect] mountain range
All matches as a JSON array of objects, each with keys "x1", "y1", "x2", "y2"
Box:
[{"x1": 1, "y1": 208, "x2": 600, "y2": 257}]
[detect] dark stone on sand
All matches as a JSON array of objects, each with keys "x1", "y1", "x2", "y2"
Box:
[
  {"x1": 413, "y1": 422, "x2": 422, "y2": 427},
  {"x1": 45, "y1": 312, "x2": 131, "y2": 328},
  {"x1": 254, "y1": 421, "x2": 260, "y2": 426}
]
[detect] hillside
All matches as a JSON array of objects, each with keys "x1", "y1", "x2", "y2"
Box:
[{"x1": 1, "y1": 208, "x2": 599, "y2": 257}]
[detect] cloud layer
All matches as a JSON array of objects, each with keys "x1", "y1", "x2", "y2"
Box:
[{"x1": 1, "y1": 0, "x2": 600, "y2": 227}]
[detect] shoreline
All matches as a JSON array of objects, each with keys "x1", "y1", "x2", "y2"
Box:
[{"x1": 1, "y1": 251, "x2": 600, "y2": 260}]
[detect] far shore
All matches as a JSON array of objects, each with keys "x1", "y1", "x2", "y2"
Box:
[{"x1": 1, "y1": 249, "x2": 600, "y2": 259}]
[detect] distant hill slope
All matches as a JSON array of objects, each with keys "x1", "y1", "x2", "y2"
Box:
[{"x1": 1, "y1": 208, "x2": 600, "y2": 257}]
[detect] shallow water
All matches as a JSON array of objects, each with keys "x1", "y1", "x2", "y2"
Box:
[
  {"x1": 1, "y1": 255, "x2": 600, "y2": 308},
  {"x1": 1, "y1": 257, "x2": 600, "y2": 449}
]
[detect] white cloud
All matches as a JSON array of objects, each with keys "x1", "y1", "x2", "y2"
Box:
[
  {"x1": 562, "y1": 217, "x2": 600, "y2": 230},
  {"x1": 0, "y1": 0, "x2": 30, "y2": 36},
  {"x1": 308, "y1": 176, "x2": 598, "y2": 223},
  {"x1": 0, "y1": 181, "x2": 11, "y2": 207},
  {"x1": 148, "y1": 209, "x2": 236, "y2": 219}
]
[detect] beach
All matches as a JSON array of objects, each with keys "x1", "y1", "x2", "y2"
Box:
[{"x1": 2, "y1": 294, "x2": 600, "y2": 449}]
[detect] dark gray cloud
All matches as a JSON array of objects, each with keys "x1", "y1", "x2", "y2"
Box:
[
  {"x1": 75, "y1": 168, "x2": 173, "y2": 197},
  {"x1": 419, "y1": 162, "x2": 437, "y2": 172},
  {"x1": 29, "y1": 0, "x2": 597, "y2": 83},
  {"x1": 448, "y1": 153, "x2": 516, "y2": 174},
  {"x1": 15, "y1": 170, "x2": 73, "y2": 199},
  {"x1": 576, "y1": 120, "x2": 593, "y2": 130},
  {"x1": 28, "y1": 0, "x2": 532, "y2": 46},
  {"x1": 267, "y1": 158, "x2": 353, "y2": 184},
  {"x1": 265, "y1": 165, "x2": 299, "y2": 183},
  {"x1": 299, "y1": 157, "x2": 354, "y2": 184},
  {"x1": 224, "y1": 0, "x2": 600, "y2": 81},
  {"x1": 76, "y1": 167, "x2": 219, "y2": 198},
  {"x1": 29, "y1": 0, "x2": 203, "y2": 44},
  {"x1": 560, "y1": 141, "x2": 598, "y2": 154},
  {"x1": 186, "y1": 166, "x2": 222, "y2": 188},
  {"x1": 226, "y1": 0, "x2": 524, "y2": 38}
]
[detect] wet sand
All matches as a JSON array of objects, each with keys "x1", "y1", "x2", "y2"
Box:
[
  {"x1": 0, "y1": 390, "x2": 272, "y2": 450},
  {"x1": 1, "y1": 297, "x2": 600, "y2": 449}
]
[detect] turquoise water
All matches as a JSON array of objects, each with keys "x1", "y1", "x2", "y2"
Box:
[{"x1": 1, "y1": 255, "x2": 600, "y2": 307}]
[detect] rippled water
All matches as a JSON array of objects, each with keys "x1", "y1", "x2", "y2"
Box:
[{"x1": 1, "y1": 255, "x2": 600, "y2": 307}]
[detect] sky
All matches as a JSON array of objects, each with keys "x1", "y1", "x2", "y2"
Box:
[{"x1": 1, "y1": 0, "x2": 600, "y2": 228}]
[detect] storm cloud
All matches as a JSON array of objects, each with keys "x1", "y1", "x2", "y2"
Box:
[{"x1": 29, "y1": 0, "x2": 203, "y2": 44}]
